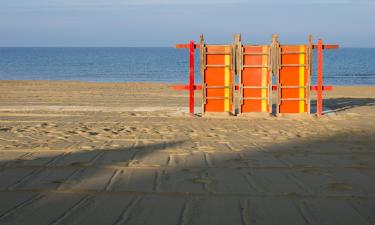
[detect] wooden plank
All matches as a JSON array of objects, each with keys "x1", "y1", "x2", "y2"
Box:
[
  {"x1": 312, "y1": 44, "x2": 339, "y2": 49},
  {"x1": 175, "y1": 44, "x2": 200, "y2": 49},
  {"x1": 172, "y1": 85, "x2": 333, "y2": 91}
]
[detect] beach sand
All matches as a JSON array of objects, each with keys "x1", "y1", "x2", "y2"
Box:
[{"x1": 0, "y1": 80, "x2": 374, "y2": 225}]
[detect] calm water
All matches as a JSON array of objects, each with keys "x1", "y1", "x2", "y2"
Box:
[{"x1": 0, "y1": 47, "x2": 374, "y2": 85}]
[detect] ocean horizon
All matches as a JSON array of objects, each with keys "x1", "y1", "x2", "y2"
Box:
[{"x1": 1, "y1": 47, "x2": 374, "y2": 85}]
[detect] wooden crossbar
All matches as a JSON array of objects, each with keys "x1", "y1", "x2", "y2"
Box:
[
  {"x1": 172, "y1": 84, "x2": 333, "y2": 91},
  {"x1": 175, "y1": 44, "x2": 200, "y2": 49},
  {"x1": 312, "y1": 44, "x2": 339, "y2": 49}
]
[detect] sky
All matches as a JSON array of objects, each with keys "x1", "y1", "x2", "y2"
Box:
[{"x1": 0, "y1": 0, "x2": 374, "y2": 47}]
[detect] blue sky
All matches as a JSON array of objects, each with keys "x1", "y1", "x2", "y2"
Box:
[{"x1": 0, "y1": 0, "x2": 374, "y2": 47}]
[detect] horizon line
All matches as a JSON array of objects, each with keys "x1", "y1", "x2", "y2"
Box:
[{"x1": 0, "y1": 46, "x2": 374, "y2": 48}]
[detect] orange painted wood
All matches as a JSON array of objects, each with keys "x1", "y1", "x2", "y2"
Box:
[
  {"x1": 203, "y1": 45, "x2": 234, "y2": 113},
  {"x1": 278, "y1": 46, "x2": 309, "y2": 114},
  {"x1": 240, "y1": 46, "x2": 271, "y2": 113}
]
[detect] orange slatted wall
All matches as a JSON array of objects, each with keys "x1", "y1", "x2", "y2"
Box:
[
  {"x1": 202, "y1": 45, "x2": 234, "y2": 113},
  {"x1": 239, "y1": 45, "x2": 271, "y2": 113},
  {"x1": 278, "y1": 45, "x2": 310, "y2": 114}
]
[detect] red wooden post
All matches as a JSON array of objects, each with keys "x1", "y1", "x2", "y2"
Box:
[
  {"x1": 317, "y1": 39, "x2": 323, "y2": 116},
  {"x1": 189, "y1": 40, "x2": 195, "y2": 115}
]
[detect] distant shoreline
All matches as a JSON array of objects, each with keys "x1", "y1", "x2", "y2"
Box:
[
  {"x1": 1, "y1": 46, "x2": 375, "y2": 49},
  {"x1": 0, "y1": 80, "x2": 375, "y2": 87},
  {"x1": 0, "y1": 48, "x2": 374, "y2": 85}
]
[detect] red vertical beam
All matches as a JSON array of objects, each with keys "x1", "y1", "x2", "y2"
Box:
[
  {"x1": 317, "y1": 39, "x2": 323, "y2": 116},
  {"x1": 189, "y1": 40, "x2": 195, "y2": 115}
]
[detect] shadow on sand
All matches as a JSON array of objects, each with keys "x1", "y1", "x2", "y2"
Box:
[
  {"x1": 0, "y1": 131, "x2": 375, "y2": 224},
  {"x1": 323, "y1": 97, "x2": 375, "y2": 113}
]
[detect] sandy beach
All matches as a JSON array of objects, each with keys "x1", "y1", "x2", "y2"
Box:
[{"x1": 0, "y1": 80, "x2": 375, "y2": 225}]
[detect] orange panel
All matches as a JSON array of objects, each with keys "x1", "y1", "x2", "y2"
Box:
[
  {"x1": 202, "y1": 45, "x2": 234, "y2": 113},
  {"x1": 278, "y1": 45, "x2": 310, "y2": 114},
  {"x1": 239, "y1": 45, "x2": 271, "y2": 113}
]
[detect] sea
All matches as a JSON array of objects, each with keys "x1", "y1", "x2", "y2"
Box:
[{"x1": 0, "y1": 47, "x2": 374, "y2": 85}]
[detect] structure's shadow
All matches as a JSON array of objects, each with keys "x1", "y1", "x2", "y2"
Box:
[
  {"x1": 267, "y1": 97, "x2": 375, "y2": 115},
  {"x1": 322, "y1": 97, "x2": 375, "y2": 113},
  {"x1": 0, "y1": 132, "x2": 375, "y2": 225}
]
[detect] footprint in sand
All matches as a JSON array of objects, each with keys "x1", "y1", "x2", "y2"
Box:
[
  {"x1": 79, "y1": 126, "x2": 90, "y2": 132},
  {"x1": 300, "y1": 168, "x2": 323, "y2": 175},
  {"x1": 129, "y1": 127, "x2": 137, "y2": 132},
  {"x1": 0, "y1": 127, "x2": 11, "y2": 132},
  {"x1": 15, "y1": 157, "x2": 37, "y2": 163},
  {"x1": 109, "y1": 145, "x2": 122, "y2": 150},
  {"x1": 127, "y1": 160, "x2": 140, "y2": 166},
  {"x1": 51, "y1": 179, "x2": 66, "y2": 184},
  {"x1": 71, "y1": 161, "x2": 92, "y2": 167},
  {"x1": 15, "y1": 129, "x2": 26, "y2": 133},
  {"x1": 35, "y1": 123, "x2": 49, "y2": 128},
  {"x1": 182, "y1": 168, "x2": 203, "y2": 174},
  {"x1": 81, "y1": 145, "x2": 94, "y2": 150},
  {"x1": 191, "y1": 178, "x2": 213, "y2": 184},
  {"x1": 325, "y1": 182, "x2": 353, "y2": 190}
]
